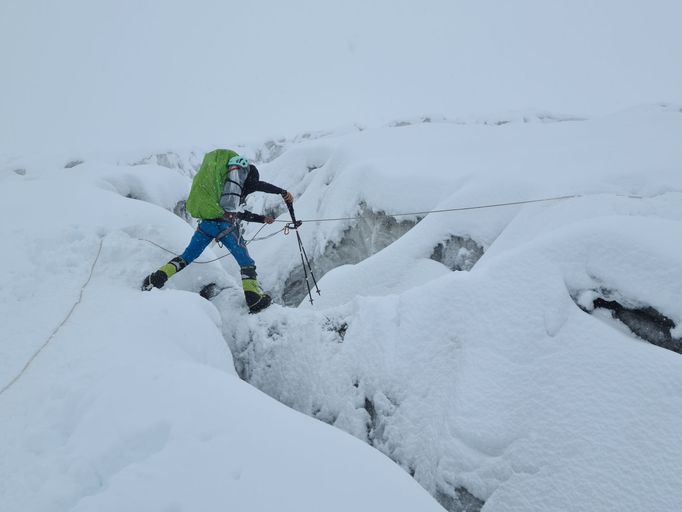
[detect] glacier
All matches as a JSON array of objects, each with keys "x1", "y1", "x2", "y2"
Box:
[{"x1": 2, "y1": 105, "x2": 682, "y2": 511}]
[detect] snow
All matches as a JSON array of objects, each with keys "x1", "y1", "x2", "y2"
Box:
[
  {"x1": 3, "y1": 86, "x2": 682, "y2": 512},
  {"x1": 228, "y1": 106, "x2": 682, "y2": 510},
  {"x1": 3, "y1": 1, "x2": 682, "y2": 508},
  {"x1": 0, "y1": 156, "x2": 443, "y2": 511},
  {"x1": 250, "y1": 104, "x2": 682, "y2": 308}
]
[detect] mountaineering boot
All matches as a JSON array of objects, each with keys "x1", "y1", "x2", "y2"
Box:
[
  {"x1": 241, "y1": 265, "x2": 272, "y2": 313},
  {"x1": 141, "y1": 256, "x2": 188, "y2": 291},
  {"x1": 141, "y1": 270, "x2": 168, "y2": 291},
  {"x1": 248, "y1": 293, "x2": 272, "y2": 314}
]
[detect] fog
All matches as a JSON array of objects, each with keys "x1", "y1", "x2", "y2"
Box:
[{"x1": 2, "y1": 0, "x2": 681, "y2": 155}]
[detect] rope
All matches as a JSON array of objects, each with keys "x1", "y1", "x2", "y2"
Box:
[
  {"x1": 138, "y1": 224, "x2": 288, "y2": 263},
  {"x1": 274, "y1": 194, "x2": 582, "y2": 223},
  {"x1": 0, "y1": 238, "x2": 104, "y2": 397},
  {"x1": 138, "y1": 194, "x2": 582, "y2": 265},
  {"x1": 139, "y1": 193, "x2": 599, "y2": 260}
]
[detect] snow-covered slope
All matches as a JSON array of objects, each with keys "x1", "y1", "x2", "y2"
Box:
[
  {"x1": 233, "y1": 105, "x2": 682, "y2": 510},
  {"x1": 2, "y1": 104, "x2": 682, "y2": 512},
  {"x1": 249, "y1": 104, "x2": 682, "y2": 308},
  {"x1": 0, "y1": 158, "x2": 443, "y2": 511}
]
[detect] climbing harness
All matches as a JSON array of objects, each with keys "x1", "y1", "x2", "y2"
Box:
[
  {"x1": 0, "y1": 238, "x2": 104, "y2": 397},
  {"x1": 212, "y1": 224, "x2": 238, "y2": 247}
]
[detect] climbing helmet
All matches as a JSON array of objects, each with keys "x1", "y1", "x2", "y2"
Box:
[{"x1": 228, "y1": 155, "x2": 249, "y2": 171}]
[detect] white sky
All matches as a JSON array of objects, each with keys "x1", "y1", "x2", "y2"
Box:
[{"x1": 2, "y1": 0, "x2": 682, "y2": 155}]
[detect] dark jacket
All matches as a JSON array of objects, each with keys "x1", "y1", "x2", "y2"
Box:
[{"x1": 236, "y1": 164, "x2": 285, "y2": 223}]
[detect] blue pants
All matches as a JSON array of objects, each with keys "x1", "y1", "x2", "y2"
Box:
[{"x1": 181, "y1": 220, "x2": 255, "y2": 267}]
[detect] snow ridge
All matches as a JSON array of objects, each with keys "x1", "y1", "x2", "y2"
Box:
[
  {"x1": 235, "y1": 106, "x2": 682, "y2": 511},
  {"x1": 3, "y1": 105, "x2": 682, "y2": 512}
]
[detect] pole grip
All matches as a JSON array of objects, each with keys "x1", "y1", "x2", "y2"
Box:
[{"x1": 286, "y1": 202, "x2": 302, "y2": 228}]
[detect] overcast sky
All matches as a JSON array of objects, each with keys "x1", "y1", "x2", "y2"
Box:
[{"x1": 2, "y1": 0, "x2": 681, "y2": 155}]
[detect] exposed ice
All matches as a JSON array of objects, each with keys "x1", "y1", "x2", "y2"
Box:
[
  {"x1": 430, "y1": 235, "x2": 485, "y2": 272},
  {"x1": 282, "y1": 205, "x2": 418, "y2": 305}
]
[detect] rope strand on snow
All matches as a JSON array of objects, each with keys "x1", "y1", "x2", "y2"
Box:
[
  {"x1": 274, "y1": 194, "x2": 582, "y2": 223},
  {"x1": 0, "y1": 238, "x2": 104, "y2": 397}
]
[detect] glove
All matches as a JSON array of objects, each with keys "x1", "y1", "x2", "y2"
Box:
[{"x1": 280, "y1": 190, "x2": 294, "y2": 204}]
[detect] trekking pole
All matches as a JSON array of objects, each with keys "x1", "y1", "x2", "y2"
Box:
[{"x1": 286, "y1": 203, "x2": 321, "y2": 304}]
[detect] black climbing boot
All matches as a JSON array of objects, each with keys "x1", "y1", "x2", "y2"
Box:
[
  {"x1": 248, "y1": 293, "x2": 272, "y2": 314},
  {"x1": 142, "y1": 270, "x2": 168, "y2": 291},
  {"x1": 141, "y1": 256, "x2": 187, "y2": 291}
]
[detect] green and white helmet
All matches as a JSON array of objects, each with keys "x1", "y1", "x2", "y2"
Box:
[{"x1": 228, "y1": 155, "x2": 249, "y2": 169}]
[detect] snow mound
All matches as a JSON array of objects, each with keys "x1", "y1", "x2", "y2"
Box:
[
  {"x1": 0, "y1": 158, "x2": 443, "y2": 512},
  {"x1": 231, "y1": 106, "x2": 682, "y2": 510}
]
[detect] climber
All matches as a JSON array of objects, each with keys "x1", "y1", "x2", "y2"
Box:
[{"x1": 141, "y1": 149, "x2": 293, "y2": 313}]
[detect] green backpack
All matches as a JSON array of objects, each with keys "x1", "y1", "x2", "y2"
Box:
[{"x1": 185, "y1": 149, "x2": 239, "y2": 220}]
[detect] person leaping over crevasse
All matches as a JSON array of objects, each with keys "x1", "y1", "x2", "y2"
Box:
[{"x1": 141, "y1": 149, "x2": 293, "y2": 314}]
